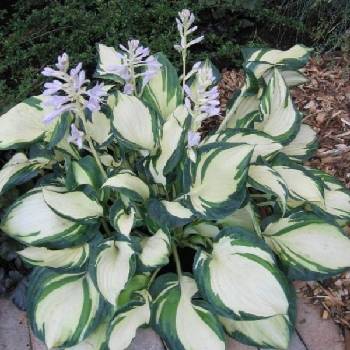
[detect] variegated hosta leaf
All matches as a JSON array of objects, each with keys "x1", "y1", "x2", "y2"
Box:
[
  {"x1": 139, "y1": 229, "x2": 170, "y2": 269},
  {"x1": 66, "y1": 155, "x2": 104, "y2": 190},
  {"x1": 109, "y1": 201, "x2": 135, "y2": 236},
  {"x1": 42, "y1": 187, "x2": 103, "y2": 222},
  {"x1": 218, "y1": 129, "x2": 282, "y2": 162},
  {"x1": 0, "y1": 153, "x2": 43, "y2": 195},
  {"x1": 220, "y1": 314, "x2": 292, "y2": 349},
  {"x1": 108, "y1": 292, "x2": 151, "y2": 350},
  {"x1": 149, "y1": 106, "x2": 189, "y2": 185},
  {"x1": 151, "y1": 274, "x2": 226, "y2": 350},
  {"x1": 113, "y1": 92, "x2": 160, "y2": 151},
  {"x1": 95, "y1": 43, "x2": 123, "y2": 83},
  {"x1": 65, "y1": 321, "x2": 109, "y2": 350},
  {"x1": 189, "y1": 59, "x2": 220, "y2": 93},
  {"x1": 219, "y1": 88, "x2": 260, "y2": 130},
  {"x1": 142, "y1": 53, "x2": 183, "y2": 120},
  {"x1": 103, "y1": 170, "x2": 150, "y2": 202},
  {"x1": 27, "y1": 269, "x2": 105, "y2": 349},
  {"x1": 281, "y1": 124, "x2": 318, "y2": 161},
  {"x1": 323, "y1": 186, "x2": 350, "y2": 220},
  {"x1": 263, "y1": 69, "x2": 309, "y2": 87},
  {"x1": 186, "y1": 143, "x2": 253, "y2": 219},
  {"x1": 18, "y1": 244, "x2": 89, "y2": 271},
  {"x1": 194, "y1": 228, "x2": 290, "y2": 320},
  {"x1": 117, "y1": 274, "x2": 150, "y2": 308},
  {"x1": 147, "y1": 198, "x2": 195, "y2": 229},
  {"x1": 85, "y1": 109, "x2": 112, "y2": 146},
  {"x1": 248, "y1": 164, "x2": 288, "y2": 213},
  {"x1": 272, "y1": 157, "x2": 324, "y2": 206},
  {"x1": 184, "y1": 222, "x2": 220, "y2": 239},
  {"x1": 256, "y1": 69, "x2": 301, "y2": 144},
  {"x1": 242, "y1": 44, "x2": 313, "y2": 79},
  {"x1": 217, "y1": 203, "x2": 261, "y2": 235},
  {"x1": 94, "y1": 239, "x2": 136, "y2": 305},
  {"x1": 263, "y1": 212, "x2": 350, "y2": 280},
  {"x1": 0, "y1": 95, "x2": 54, "y2": 150},
  {"x1": 0, "y1": 188, "x2": 96, "y2": 248}
]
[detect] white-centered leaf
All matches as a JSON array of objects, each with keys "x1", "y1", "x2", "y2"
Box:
[
  {"x1": 95, "y1": 43, "x2": 123, "y2": 82},
  {"x1": 139, "y1": 229, "x2": 170, "y2": 269},
  {"x1": 95, "y1": 239, "x2": 136, "y2": 305},
  {"x1": 220, "y1": 314, "x2": 291, "y2": 349},
  {"x1": 113, "y1": 93, "x2": 159, "y2": 151},
  {"x1": 18, "y1": 244, "x2": 89, "y2": 270},
  {"x1": 0, "y1": 188, "x2": 94, "y2": 247},
  {"x1": 27, "y1": 269, "x2": 104, "y2": 349},
  {"x1": 187, "y1": 143, "x2": 253, "y2": 218},
  {"x1": 85, "y1": 110, "x2": 112, "y2": 146},
  {"x1": 108, "y1": 292, "x2": 151, "y2": 350},
  {"x1": 256, "y1": 69, "x2": 300, "y2": 144},
  {"x1": 151, "y1": 274, "x2": 226, "y2": 350},
  {"x1": 263, "y1": 212, "x2": 350, "y2": 279},
  {"x1": 248, "y1": 164, "x2": 288, "y2": 213},
  {"x1": 43, "y1": 187, "x2": 103, "y2": 222},
  {"x1": 281, "y1": 124, "x2": 318, "y2": 161},
  {"x1": 194, "y1": 228, "x2": 290, "y2": 319},
  {"x1": 142, "y1": 53, "x2": 183, "y2": 120},
  {"x1": 103, "y1": 170, "x2": 149, "y2": 202},
  {"x1": 263, "y1": 69, "x2": 309, "y2": 87}
]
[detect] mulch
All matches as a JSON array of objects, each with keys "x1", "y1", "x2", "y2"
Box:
[{"x1": 215, "y1": 52, "x2": 350, "y2": 330}]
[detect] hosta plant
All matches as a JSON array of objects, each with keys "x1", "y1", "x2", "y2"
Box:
[{"x1": 1, "y1": 9, "x2": 350, "y2": 350}]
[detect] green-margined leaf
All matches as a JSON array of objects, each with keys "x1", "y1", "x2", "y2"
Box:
[
  {"x1": 150, "y1": 274, "x2": 226, "y2": 350},
  {"x1": 220, "y1": 314, "x2": 292, "y2": 349},
  {"x1": 281, "y1": 124, "x2": 318, "y2": 161},
  {"x1": 0, "y1": 153, "x2": 44, "y2": 195},
  {"x1": 272, "y1": 156, "x2": 324, "y2": 206},
  {"x1": 139, "y1": 229, "x2": 170, "y2": 269},
  {"x1": 66, "y1": 155, "x2": 105, "y2": 190},
  {"x1": 216, "y1": 129, "x2": 282, "y2": 162},
  {"x1": 0, "y1": 188, "x2": 96, "y2": 248},
  {"x1": 264, "y1": 69, "x2": 309, "y2": 87},
  {"x1": 108, "y1": 292, "x2": 151, "y2": 350},
  {"x1": 0, "y1": 95, "x2": 54, "y2": 150},
  {"x1": 186, "y1": 143, "x2": 253, "y2": 219},
  {"x1": 18, "y1": 244, "x2": 89, "y2": 271},
  {"x1": 85, "y1": 110, "x2": 112, "y2": 146},
  {"x1": 194, "y1": 227, "x2": 290, "y2": 320},
  {"x1": 142, "y1": 53, "x2": 183, "y2": 120},
  {"x1": 323, "y1": 187, "x2": 350, "y2": 220},
  {"x1": 112, "y1": 93, "x2": 160, "y2": 151},
  {"x1": 27, "y1": 269, "x2": 105, "y2": 349},
  {"x1": 65, "y1": 321, "x2": 108, "y2": 350},
  {"x1": 47, "y1": 111, "x2": 72, "y2": 149},
  {"x1": 263, "y1": 212, "x2": 350, "y2": 280},
  {"x1": 149, "y1": 105, "x2": 189, "y2": 185},
  {"x1": 109, "y1": 201, "x2": 135, "y2": 236},
  {"x1": 219, "y1": 89, "x2": 260, "y2": 130},
  {"x1": 94, "y1": 239, "x2": 136, "y2": 305},
  {"x1": 95, "y1": 43, "x2": 123, "y2": 83},
  {"x1": 42, "y1": 187, "x2": 103, "y2": 222},
  {"x1": 248, "y1": 164, "x2": 288, "y2": 213},
  {"x1": 217, "y1": 203, "x2": 261, "y2": 234},
  {"x1": 242, "y1": 44, "x2": 313, "y2": 79},
  {"x1": 103, "y1": 170, "x2": 150, "y2": 202},
  {"x1": 256, "y1": 69, "x2": 301, "y2": 144},
  {"x1": 189, "y1": 59, "x2": 220, "y2": 92},
  {"x1": 147, "y1": 198, "x2": 195, "y2": 229},
  {"x1": 184, "y1": 222, "x2": 220, "y2": 239}
]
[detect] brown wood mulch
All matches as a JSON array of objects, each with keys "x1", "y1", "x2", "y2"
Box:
[{"x1": 214, "y1": 52, "x2": 350, "y2": 330}]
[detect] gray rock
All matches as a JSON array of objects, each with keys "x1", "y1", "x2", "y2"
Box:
[{"x1": 127, "y1": 328, "x2": 165, "y2": 350}]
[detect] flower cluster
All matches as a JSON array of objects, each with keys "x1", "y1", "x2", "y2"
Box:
[
  {"x1": 174, "y1": 9, "x2": 204, "y2": 53},
  {"x1": 184, "y1": 64, "x2": 220, "y2": 129},
  {"x1": 106, "y1": 40, "x2": 161, "y2": 95},
  {"x1": 42, "y1": 53, "x2": 106, "y2": 124}
]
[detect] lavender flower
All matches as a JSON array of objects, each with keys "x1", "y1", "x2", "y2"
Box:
[
  {"x1": 68, "y1": 124, "x2": 84, "y2": 149},
  {"x1": 41, "y1": 53, "x2": 106, "y2": 123},
  {"x1": 187, "y1": 131, "x2": 201, "y2": 147},
  {"x1": 174, "y1": 9, "x2": 204, "y2": 53},
  {"x1": 105, "y1": 40, "x2": 161, "y2": 94},
  {"x1": 184, "y1": 64, "x2": 220, "y2": 129}
]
